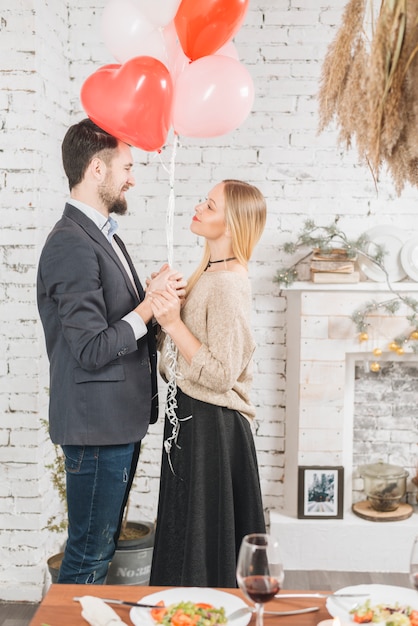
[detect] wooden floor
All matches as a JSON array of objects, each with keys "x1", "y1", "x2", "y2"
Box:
[{"x1": 0, "y1": 571, "x2": 411, "y2": 626}]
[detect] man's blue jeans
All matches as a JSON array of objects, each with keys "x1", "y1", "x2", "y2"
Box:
[{"x1": 57, "y1": 443, "x2": 138, "y2": 584}]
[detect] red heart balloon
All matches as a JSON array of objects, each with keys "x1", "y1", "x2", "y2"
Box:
[
  {"x1": 80, "y1": 56, "x2": 173, "y2": 152},
  {"x1": 174, "y1": 0, "x2": 249, "y2": 61}
]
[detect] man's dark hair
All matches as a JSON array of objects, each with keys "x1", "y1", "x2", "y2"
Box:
[{"x1": 62, "y1": 118, "x2": 119, "y2": 190}]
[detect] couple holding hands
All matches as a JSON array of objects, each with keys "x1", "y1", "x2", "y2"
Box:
[{"x1": 37, "y1": 118, "x2": 266, "y2": 588}]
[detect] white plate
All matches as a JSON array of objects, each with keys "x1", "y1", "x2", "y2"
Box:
[
  {"x1": 326, "y1": 583, "x2": 418, "y2": 623},
  {"x1": 130, "y1": 587, "x2": 251, "y2": 626},
  {"x1": 401, "y1": 236, "x2": 418, "y2": 282},
  {"x1": 358, "y1": 225, "x2": 407, "y2": 282}
]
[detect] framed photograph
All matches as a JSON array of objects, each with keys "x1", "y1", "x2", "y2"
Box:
[{"x1": 297, "y1": 466, "x2": 344, "y2": 519}]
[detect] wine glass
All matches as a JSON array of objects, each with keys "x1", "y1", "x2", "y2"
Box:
[
  {"x1": 410, "y1": 536, "x2": 418, "y2": 591},
  {"x1": 236, "y1": 533, "x2": 285, "y2": 626}
]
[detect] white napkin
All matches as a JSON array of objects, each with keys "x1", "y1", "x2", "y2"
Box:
[{"x1": 78, "y1": 595, "x2": 129, "y2": 626}]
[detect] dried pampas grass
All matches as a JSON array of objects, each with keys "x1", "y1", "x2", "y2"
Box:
[
  {"x1": 318, "y1": 0, "x2": 418, "y2": 195},
  {"x1": 318, "y1": 0, "x2": 367, "y2": 133}
]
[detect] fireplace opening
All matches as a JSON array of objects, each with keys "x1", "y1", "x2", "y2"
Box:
[{"x1": 352, "y1": 361, "x2": 418, "y2": 506}]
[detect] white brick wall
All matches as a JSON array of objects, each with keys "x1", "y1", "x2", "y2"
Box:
[{"x1": 1, "y1": 0, "x2": 418, "y2": 602}]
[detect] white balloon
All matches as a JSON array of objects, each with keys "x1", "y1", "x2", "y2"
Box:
[
  {"x1": 101, "y1": 0, "x2": 168, "y2": 65},
  {"x1": 132, "y1": 0, "x2": 182, "y2": 27},
  {"x1": 162, "y1": 21, "x2": 179, "y2": 72}
]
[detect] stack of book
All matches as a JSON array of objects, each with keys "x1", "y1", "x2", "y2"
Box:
[{"x1": 310, "y1": 248, "x2": 360, "y2": 283}]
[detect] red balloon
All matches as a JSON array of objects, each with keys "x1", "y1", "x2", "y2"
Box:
[
  {"x1": 80, "y1": 56, "x2": 173, "y2": 152},
  {"x1": 174, "y1": 0, "x2": 249, "y2": 61}
]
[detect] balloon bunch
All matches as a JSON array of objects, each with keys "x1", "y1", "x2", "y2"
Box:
[{"x1": 80, "y1": 0, "x2": 253, "y2": 152}]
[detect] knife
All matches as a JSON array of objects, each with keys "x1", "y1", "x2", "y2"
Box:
[
  {"x1": 265, "y1": 606, "x2": 320, "y2": 616},
  {"x1": 276, "y1": 593, "x2": 369, "y2": 599},
  {"x1": 227, "y1": 606, "x2": 320, "y2": 620},
  {"x1": 73, "y1": 597, "x2": 162, "y2": 608}
]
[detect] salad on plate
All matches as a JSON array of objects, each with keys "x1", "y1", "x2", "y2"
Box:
[
  {"x1": 130, "y1": 587, "x2": 250, "y2": 626},
  {"x1": 149, "y1": 600, "x2": 227, "y2": 626},
  {"x1": 327, "y1": 584, "x2": 418, "y2": 625},
  {"x1": 350, "y1": 599, "x2": 418, "y2": 625}
]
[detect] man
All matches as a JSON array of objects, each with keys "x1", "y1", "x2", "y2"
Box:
[{"x1": 37, "y1": 118, "x2": 184, "y2": 584}]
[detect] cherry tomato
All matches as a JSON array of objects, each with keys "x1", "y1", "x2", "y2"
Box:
[
  {"x1": 353, "y1": 610, "x2": 373, "y2": 623},
  {"x1": 171, "y1": 610, "x2": 194, "y2": 626},
  {"x1": 150, "y1": 600, "x2": 167, "y2": 623}
]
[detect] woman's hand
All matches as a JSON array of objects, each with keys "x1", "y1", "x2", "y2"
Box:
[
  {"x1": 148, "y1": 284, "x2": 182, "y2": 332},
  {"x1": 135, "y1": 265, "x2": 185, "y2": 325},
  {"x1": 149, "y1": 285, "x2": 202, "y2": 364}
]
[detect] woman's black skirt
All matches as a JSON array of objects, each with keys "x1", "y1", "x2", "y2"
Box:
[{"x1": 150, "y1": 389, "x2": 266, "y2": 588}]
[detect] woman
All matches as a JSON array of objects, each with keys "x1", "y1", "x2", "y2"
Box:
[{"x1": 149, "y1": 179, "x2": 267, "y2": 588}]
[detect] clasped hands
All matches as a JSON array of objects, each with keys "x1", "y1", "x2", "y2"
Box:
[{"x1": 146, "y1": 263, "x2": 186, "y2": 331}]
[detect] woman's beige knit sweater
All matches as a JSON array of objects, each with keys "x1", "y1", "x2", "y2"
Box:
[{"x1": 159, "y1": 270, "x2": 256, "y2": 421}]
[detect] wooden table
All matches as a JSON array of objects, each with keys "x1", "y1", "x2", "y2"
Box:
[{"x1": 29, "y1": 584, "x2": 333, "y2": 625}]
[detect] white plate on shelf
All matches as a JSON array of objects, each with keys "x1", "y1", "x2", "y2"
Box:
[
  {"x1": 130, "y1": 587, "x2": 251, "y2": 626},
  {"x1": 401, "y1": 235, "x2": 418, "y2": 282},
  {"x1": 358, "y1": 225, "x2": 407, "y2": 282},
  {"x1": 326, "y1": 583, "x2": 418, "y2": 623}
]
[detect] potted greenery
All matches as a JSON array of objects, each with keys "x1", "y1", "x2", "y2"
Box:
[
  {"x1": 273, "y1": 218, "x2": 385, "y2": 287},
  {"x1": 43, "y1": 423, "x2": 154, "y2": 585}
]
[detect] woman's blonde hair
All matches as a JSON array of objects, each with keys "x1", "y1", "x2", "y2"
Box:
[{"x1": 186, "y1": 179, "x2": 266, "y2": 295}]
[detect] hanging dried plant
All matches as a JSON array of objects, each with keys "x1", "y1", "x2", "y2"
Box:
[
  {"x1": 318, "y1": 0, "x2": 418, "y2": 195},
  {"x1": 318, "y1": 0, "x2": 367, "y2": 133},
  {"x1": 336, "y1": 37, "x2": 369, "y2": 153}
]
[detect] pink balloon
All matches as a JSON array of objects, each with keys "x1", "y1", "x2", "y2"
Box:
[
  {"x1": 172, "y1": 55, "x2": 254, "y2": 137},
  {"x1": 215, "y1": 41, "x2": 239, "y2": 60},
  {"x1": 170, "y1": 40, "x2": 239, "y2": 83},
  {"x1": 170, "y1": 44, "x2": 191, "y2": 82}
]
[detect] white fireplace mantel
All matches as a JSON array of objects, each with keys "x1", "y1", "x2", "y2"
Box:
[
  {"x1": 283, "y1": 280, "x2": 418, "y2": 292},
  {"x1": 271, "y1": 281, "x2": 418, "y2": 573}
]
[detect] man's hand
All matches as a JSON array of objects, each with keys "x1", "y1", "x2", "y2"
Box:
[{"x1": 146, "y1": 264, "x2": 187, "y2": 300}]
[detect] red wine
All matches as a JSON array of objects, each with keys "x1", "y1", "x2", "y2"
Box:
[{"x1": 242, "y1": 575, "x2": 280, "y2": 603}]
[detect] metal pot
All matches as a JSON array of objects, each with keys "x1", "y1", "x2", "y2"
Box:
[
  {"x1": 47, "y1": 521, "x2": 155, "y2": 585},
  {"x1": 359, "y1": 460, "x2": 408, "y2": 512}
]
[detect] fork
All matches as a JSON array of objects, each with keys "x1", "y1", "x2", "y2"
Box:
[{"x1": 73, "y1": 597, "x2": 162, "y2": 608}]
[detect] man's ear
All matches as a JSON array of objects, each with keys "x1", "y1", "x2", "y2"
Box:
[{"x1": 89, "y1": 156, "x2": 106, "y2": 181}]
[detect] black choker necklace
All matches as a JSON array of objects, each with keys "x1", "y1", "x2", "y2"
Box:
[{"x1": 205, "y1": 256, "x2": 236, "y2": 270}]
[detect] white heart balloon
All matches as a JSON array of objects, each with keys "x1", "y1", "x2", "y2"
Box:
[
  {"x1": 101, "y1": 0, "x2": 168, "y2": 65},
  {"x1": 132, "y1": 0, "x2": 182, "y2": 27}
]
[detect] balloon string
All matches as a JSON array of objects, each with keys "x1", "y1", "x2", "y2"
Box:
[
  {"x1": 165, "y1": 133, "x2": 178, "y2": 267},
  {"x1": 158, "y1": 133, "x2": 182, "y2": 475}
]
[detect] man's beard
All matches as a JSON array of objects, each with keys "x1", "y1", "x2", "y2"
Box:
[
  {"x1": 109, "y1": 198, "x2": 128, "y2": 215},
  {"x1": 98, "y1": 181, "x2": 128, "y2": 215}
]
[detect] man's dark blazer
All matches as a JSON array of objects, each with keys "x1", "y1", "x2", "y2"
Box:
[{"x1": 37, "y1": 203, "x2": 158, "y2": 445}]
